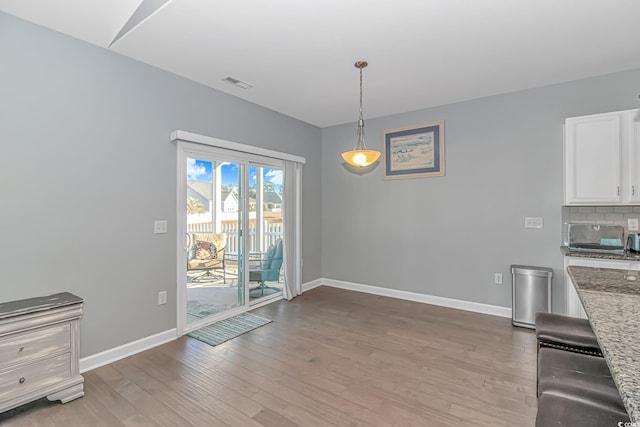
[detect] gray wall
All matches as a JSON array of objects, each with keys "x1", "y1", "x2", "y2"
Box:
[
  {"x1": 321, "y1": 68, "x2": 640, "y2": 313},
  {"x1": 3, "y1": 9, "x2": 640, "y2": 359},
  {"x1": 0, "y1": 12, "x2": 321, "y2": 357}
]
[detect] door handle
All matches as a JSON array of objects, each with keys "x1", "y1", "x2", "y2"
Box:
[{"x1": 184, "y1": 232, "x2": 191, "y2": 251}]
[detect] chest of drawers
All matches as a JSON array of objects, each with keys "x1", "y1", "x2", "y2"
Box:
[{"x1": 0, "y1": 293, "x2": 84, "y2": 413}]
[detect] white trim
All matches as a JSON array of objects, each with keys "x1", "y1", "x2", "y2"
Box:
[
  {"x1": 302, "y1": 278, "x2": 323, "y2": 292},
  {"x1": 78, "y1": 279, "x2": 508, "y2": 374},
  {"x1": 184, "y1": 143, "x2": 284, "y2": 169},
  {"x1": 170, "y1": 130, "x2": 306, "y2": 164},
  {"x1": 241, "y1": 158, "x2": 251, "y2": 307},
  {"x1": 295, "y1": 164, "x2": 302, "y2": 296},
  {"x1": 320, "y1": 279, "x2": 512, "y2": 318},
  {"x1": 176, "y1": 142, "x2": 187, "y2": 336},
  {"x1": 79, "y1": 329, "x2": 177, "y2": 373}
]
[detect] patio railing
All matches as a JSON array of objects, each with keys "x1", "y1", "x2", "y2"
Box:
[{"x1": 187, "y1": 221, "x2": 283, "y2": 253}]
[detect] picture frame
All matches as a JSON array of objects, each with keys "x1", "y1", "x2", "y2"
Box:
[{"x1": 382, "y1": 120, "x2": 445, "y2": 180}]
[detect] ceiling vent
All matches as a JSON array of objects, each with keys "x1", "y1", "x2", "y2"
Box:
[{"x1": 221, "y1": 76, "x2": 253, "y2": 89}]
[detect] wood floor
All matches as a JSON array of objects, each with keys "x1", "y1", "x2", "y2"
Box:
[{"x1": 1, "y1": 287, "x2": 538, "y2": 426}]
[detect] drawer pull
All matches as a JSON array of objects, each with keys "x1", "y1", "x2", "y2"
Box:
[
  {"x1": 18, "y1": 377, "x2": 26, "y2": 384},
  {"x1": 18, "y1": 347, "x2": 24, "y2": 352}
]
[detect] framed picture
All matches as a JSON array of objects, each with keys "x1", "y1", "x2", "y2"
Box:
[{"x1": 383, "y1": 120, "x2": 445, "y2": 179}]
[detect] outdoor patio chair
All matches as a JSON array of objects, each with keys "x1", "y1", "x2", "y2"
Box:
[
  {"x1": 187, "y1": 232, "x2": 226, "y2": 283},
  {"x1": 249, "y1": 239, "x2": 283, "y2": 296}
]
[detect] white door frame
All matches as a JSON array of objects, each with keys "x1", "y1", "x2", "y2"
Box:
[{"x1": 174, "y1": 132, "x2": 304, "y2": 337}]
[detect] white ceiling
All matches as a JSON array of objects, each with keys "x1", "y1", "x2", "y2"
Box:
[{"x1": 3, "y1": 0, "x2": 640, "y2": 127}]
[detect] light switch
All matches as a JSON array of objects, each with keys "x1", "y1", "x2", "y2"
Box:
[
  {"x1": 154, "y1": 220, "x2": 168, "y2": 234},
  {"x1": 158, "y1": 291, "x2": 167, "y2": 305},
  {"x1": 525, "y1": 217, "x2": 543, "y2": 229}
]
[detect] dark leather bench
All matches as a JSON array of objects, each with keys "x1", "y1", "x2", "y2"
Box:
[
  {"x1": 538, "y1": 347, "x2": 626, "y2": 412},
  {"x1": 536, "y1": 392, "x2": 629, "y2": 427},
  {"x1": 535, "y1": 312, "x2": 602, "y2": 397},
  {"x1": 534, "y1": 314, "x2": 630, "y2": 425},
  {"x1": 536, "y1": 347, "x2": 629, "y2": 426},
  {"x1": 535, "y1": 312, "x2": 601, "y2": 356}
]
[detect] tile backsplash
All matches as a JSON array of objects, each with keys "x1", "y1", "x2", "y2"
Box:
[{"x1": 562, "y1": 206, "x2": 640, "y2": 245}]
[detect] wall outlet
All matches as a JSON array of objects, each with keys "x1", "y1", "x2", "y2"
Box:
[
  {"x1": 158, "y1": 291, "x2": 167, "y2": 305},
  {"x1": 154, "y1": 220, "x2": 168, "y2": 234},
  {"x1": 525, "y1": 217, "x2": 543, "y2": 229},
  {"x1": 629, "y1": 218, "x2": 639, "y2": 232},
  {"x1": 494, "y1": 273, "x2": 503, "y2": 285}
]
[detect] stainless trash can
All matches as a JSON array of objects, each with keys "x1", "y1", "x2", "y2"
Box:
[{"x1": 511, "y1": 265, "x2": 553, "y2": 329}]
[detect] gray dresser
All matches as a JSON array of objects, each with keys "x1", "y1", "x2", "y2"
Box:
[{"x1": 0, "y1": 292, "x2": 84, "y2": 413}]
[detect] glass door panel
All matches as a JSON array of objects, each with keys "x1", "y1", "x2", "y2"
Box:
[
  {"x1": 248, "y1": 165, "x2": 284, "y2": 303},
  {"x1": 185, "y1": 156, "x2": 245, "y2": 325}
]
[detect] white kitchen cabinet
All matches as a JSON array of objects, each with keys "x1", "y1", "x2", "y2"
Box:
[
  {"x1": 564, "y1": 256, "x2": 640, "y2": 318},
  {"x1": 564, "y1": 109, "x2": 640, "y2": 205},
  {"x1": 627, "y1": 110, "x2": 640, "y2": 203}
]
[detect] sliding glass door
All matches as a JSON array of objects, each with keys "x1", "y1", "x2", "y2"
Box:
[
  {"x1": 184, "y1": 153, "x2": 246, "y2": 328},
  {"x1": 178, "y1": 142, "x2": 287, "y2": 333},
  {"x1": 248, "y1": 165, "x2": 284, "y2": 303}
]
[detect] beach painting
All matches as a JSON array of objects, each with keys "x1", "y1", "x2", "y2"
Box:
[
  {"x1": 383, "y1": 121, "x2": 445, "y2": 179},
  {"x1": 389, "y1": 131, "x2": 434, "y2": 171}
]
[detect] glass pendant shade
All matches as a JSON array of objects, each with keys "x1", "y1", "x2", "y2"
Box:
[
  {"x1": 342, "y1": 149, "x2": 381, "y2": 167},
  {"x1": 341, "y1": 61, "x2": 381, "y2": 168}
]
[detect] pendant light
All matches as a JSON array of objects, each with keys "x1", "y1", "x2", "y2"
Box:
[{"x1": 341, "y1": 61, "x2": 381, "y2": 167}]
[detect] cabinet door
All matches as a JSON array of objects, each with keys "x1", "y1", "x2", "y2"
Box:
[
  {"x1": 565, "y1": 113, "x2": 622, "y2": 205},
  {"x1": 627, "y1": 110, "x2": 640, "y2": 203},
  {"x1": 564, "y1": 270, "x2": 587, "y2": 318}
]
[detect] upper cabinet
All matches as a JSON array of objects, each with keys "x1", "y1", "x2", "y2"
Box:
[
  {"x1": 628, "y1": 111, "x2": 640, "y2": 204},
  {"x1": 564, "y1": 109, "x2": 640, "y2": 205}
]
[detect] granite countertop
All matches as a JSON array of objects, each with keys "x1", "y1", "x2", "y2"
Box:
[
  {"x1": 567, "y1": 266, "x2": 640, "y2": 422},
  {"x1": 562, "y1": 246, "x2": 640, "y2": 261},
  {"x1": 0, "y1": 292, "x2": 83, "y2": 320}
]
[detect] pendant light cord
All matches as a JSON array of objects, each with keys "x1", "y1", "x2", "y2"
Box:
[
  {"x1": 357, "y1": 64, "x2": 366, "y2": 150},
  {"x1": 359, "y1": 65, "x2": 364, "y2": 122}
]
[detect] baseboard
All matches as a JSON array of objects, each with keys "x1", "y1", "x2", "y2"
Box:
[
  {"x1": 321, "y1": 278, "x2": 512, "y2": 319},
  {"x1": 302, "y1": 278, "x2": 323, "y2": 292},
  {"x1": 79, "y1": 328, "x2": 177, "y2": 373},
  {"x1": 79, "y1": 281, "x2": 316, "y2": 373},
  {"x1": 80, "y1": 279, "x2": 508, "y2": 373}
]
